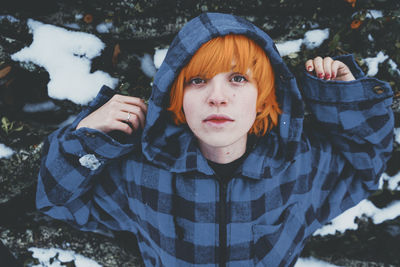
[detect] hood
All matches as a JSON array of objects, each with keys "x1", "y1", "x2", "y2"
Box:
[{"x1": 141, "y1": 12, "x2": 304, "y2": 178}]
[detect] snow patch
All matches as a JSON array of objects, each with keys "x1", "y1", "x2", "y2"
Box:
[
  {"x1": 0, "y1": 143, "x2": 14, "y2": 158},
  {"x1": 366, "y1": 10, "x2": 384, "y2": 19},
  {"x1": 276, "y1": 39, "x2": 303, "y2": 57},
  {"x1": 29, "y1": 247, "x2": 102, "y2": 267},
  {"x1": 140, "y1": 53, "x2": 157, "y2": 78},
  {"x1": 388, "y1": 59, "x2": 400, "y2": 76},
  {"x1": 0, "y1": 15, "x2": 19, "y2": 23},
  {"x1": 96, "y1": 22, "x2": 113, "y2": 33},
  {"x1": 276, "y1": 28, "x2": 329, "y2": 56},
  {"x1": 380, "y1": 171, "x2": 400, "y2": 191},
  {"x1": 395, "y1": 128, "x2": 400, "y2": 144},
  {"x1": 303, "y1": 28, "x2": 330, "y2": 49},
  {"x1": 314, "y1": 199, "x2": 400, "y2": 236},
  {"x1": 58, "y1": 115, "x2": 78, "y2": 128},
  {"x1": 295, "y1": 257, "x2": 342, "y2": 267},
  {"x1": 11, "y1": 19, "x2": 118, "y2": 105},
  {"x1": 64, "y1": 23, "x2": 80, "y2": 30},
  {"x1": 79, "y1": 154, "x2": 101, "y2": 171},
  {"x1": 154, "y1": 48, "x2": 168, "y2": 69},
  {"x1": 364, "y1": 51, "x2": 388, "y2": 76},
  {"x1": 23, "y1": 101, "x2": 58, "y2": 113}
]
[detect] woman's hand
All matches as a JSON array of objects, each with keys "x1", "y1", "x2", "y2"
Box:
[
  {"x1": 76, "y1": 94, "x2": 148, "y2": 135},
  {"x1": 305, "y1": 56, "x2": 355, "y2": 81}
]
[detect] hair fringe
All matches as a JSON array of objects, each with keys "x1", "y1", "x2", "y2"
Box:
[{"x1": 167, "y1": 34, "x2": 282, "y2": 136}]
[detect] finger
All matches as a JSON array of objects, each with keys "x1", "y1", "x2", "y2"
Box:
[
  {"x1": 117, "y1": 111, "x2": 141, "y2": 130},
  {"x1": 313, "y1": 56, "x2": 324, "y2": 79},
  {"x1": 116, "y1": 95, "x2": 148, "y2": 113},
  {"x1": 305, "y1": 59, "x2": 314, "y2": 72},
  {"x1": 113, "y1": 121, "x2": 134, "y2": 135},
  {"x1": 120, "y1": 104, "x2": 146, "y2": 129},
  {"x1": 323, "y1": 57, "x2": 334, "y2": 80},
  {"x1": 337, "y1": 61, "x2": 349, "y2": 76},
  {"x1": 331, "y1": 60, "x2": 342, "y2": 79},
  {"x1": 129, "y1": 111, "x2": 144, "y2": 130}
]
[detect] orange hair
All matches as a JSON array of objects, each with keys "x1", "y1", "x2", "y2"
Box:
[{"x1": 167, "y1": 34, "x2": 281, "y2": 136}]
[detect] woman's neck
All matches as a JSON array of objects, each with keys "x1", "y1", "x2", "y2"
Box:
[{"x1": 198, "y1": 135, "x2": 247, "y2": 164}]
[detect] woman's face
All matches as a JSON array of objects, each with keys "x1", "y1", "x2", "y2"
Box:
[{"x1": 183, "y1": 71, "x2": 258, "y2": 150}]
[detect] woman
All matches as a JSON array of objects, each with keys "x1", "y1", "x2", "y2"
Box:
[{"x1": 37, "y1": 12, "x2": 394, "y2": 266}]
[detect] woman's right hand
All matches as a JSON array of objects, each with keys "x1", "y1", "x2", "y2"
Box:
[{"x1": 76, "y1": 94, "x2": 148, "y2": 135}]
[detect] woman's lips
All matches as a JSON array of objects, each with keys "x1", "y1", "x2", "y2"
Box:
[{"x1": 203, "y1": 115, "x2": 234, "y2": 124}]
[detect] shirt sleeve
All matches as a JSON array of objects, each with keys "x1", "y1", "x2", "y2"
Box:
[
  {"x1": 36, "y1": 85, "x2": 139, "y2": 233},
  {"x1": 300, "y1": 54, "x2": 394, "y2": 227}
]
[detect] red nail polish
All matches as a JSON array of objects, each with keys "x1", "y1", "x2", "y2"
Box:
[
  {"x1": 318, "y1": 73, "x2": 324, "y2": 79},
  {"x1": 307, "y1": 66, "x2": 312, "y2": 71},
  {"x1": 332, "y1": 73, "x2": 336, "y2": 79},
  {"x1": 325, "y1": 74, "x2": 331, "y2": 80}
]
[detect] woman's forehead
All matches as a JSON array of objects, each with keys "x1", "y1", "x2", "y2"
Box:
[{"x1": 186, "y1": 57, "x2": 252, "y2": 77}]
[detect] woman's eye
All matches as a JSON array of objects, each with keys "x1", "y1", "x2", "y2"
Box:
[
  {"x1": 189, "y1": 78, "x2": 205, "y2": 85},
  {"x1": 231, "y1": 75, "x2": 247, "y2": 83}
]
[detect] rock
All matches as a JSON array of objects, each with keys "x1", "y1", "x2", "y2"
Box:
[
  {"x1": 302, "y1": 216, "x2": 400, "y2": 266},
  {"x1": 0, "y1": 240, "x2": 20, "y2": 267},
  {"x1": 314, "y1": 257, "x2": 397, "y2": 267},
  {"x1": 386, "y1": 150, "x2": 400, "y2": 177},
  {"x1": 0, "y1": 143, "x2": 43, "y2": 206},
  {"x1": 0, "y1": 211, "x2": 144, "y2": 266}
]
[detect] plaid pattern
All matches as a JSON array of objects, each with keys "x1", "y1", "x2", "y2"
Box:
[{"x1": 36, "y1": 13, "x2": 394, "y2": 267}]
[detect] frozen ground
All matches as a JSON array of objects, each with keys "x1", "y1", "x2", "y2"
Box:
[
  {"x1": 29, "y1": 247, "x2": 341, "y2": 267},
  {"x1": 3, "y1": 13, "x2": 400, "y2": 266}
]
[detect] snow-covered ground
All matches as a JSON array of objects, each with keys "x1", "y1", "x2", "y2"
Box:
[
  {"x1": 0, "y1": 143, "x2": 14, "y2": 158},
  {"x1": 10, "y1": 19, "x2": 399, "y2": 107},
  {"x1": 29, "y1": 247, "x2": 101, "y2": 267},
  {"x1": 364, "y1": 51, "x2": 388, "y2": 76},
  {"x1": 11, "y1": 19, "x2": 118, "y2": 105},
  {"x1": 314, "y1": 198, "x2": 400, "y2": 236},
  {"x1": 295, "y1": 257, "x2": 342, "y2": 267},
  {"x1": 29, "y1": 247, "x2": 342, "y2": 267},
  {"x1": 314, "y1": 131, "x2": 400, "y2": 236},
  {"x1": 275, "y1": 28, "x2": 330, "y2": 56},
  {"x1": 22, "y1": 100, "x2": 59, "y2": 113},
  {"x1": 4, "y1": 14, "x2": 400, "y2": 266}
]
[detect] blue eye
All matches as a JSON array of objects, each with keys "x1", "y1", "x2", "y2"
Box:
[
  {"x1": 231, "y1": 75, "x2": 247, "y2": 83},
  {"x1": 189, "y1": 78, "x2": 205, "y2": 85}
]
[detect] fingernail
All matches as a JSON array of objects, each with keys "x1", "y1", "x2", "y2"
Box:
[
  {"x1": 325, "y1": 74, "x2": 331, "y2": 80},
  {"x1": 307, "y1": 66, "x2": 312, "y2": 71},
  {"x1": 318, "y1": 73, "x2": 324, "y2": 79},
  {"x1": 332, "y1": 73, "x2": 336, "y2": 79}
]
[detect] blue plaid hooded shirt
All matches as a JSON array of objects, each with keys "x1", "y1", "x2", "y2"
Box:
[{"x1": 37, "y1": 12, "x2": 394, "y2": 267}]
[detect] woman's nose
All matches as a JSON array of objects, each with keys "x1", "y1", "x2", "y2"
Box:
[{"x1": 207, "y1": 81, "x2": 228, "y2": 106}]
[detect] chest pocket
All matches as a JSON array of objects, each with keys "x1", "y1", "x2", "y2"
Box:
[{"x1": 252, "y1": 203, "x2": 302, "y2": 266}]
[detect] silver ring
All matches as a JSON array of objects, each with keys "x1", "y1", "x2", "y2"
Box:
[{"x1": 126, "y1": 112, "x2": 132, "y2": 122}]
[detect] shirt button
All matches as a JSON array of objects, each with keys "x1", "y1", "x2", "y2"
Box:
[{"x1": 373, "y1": 85, "x2": 384, "y2": 94}]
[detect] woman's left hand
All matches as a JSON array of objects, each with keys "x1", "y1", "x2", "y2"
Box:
[{"x1": 305, "y1": 56, "x2": 355, "y2": 81}]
